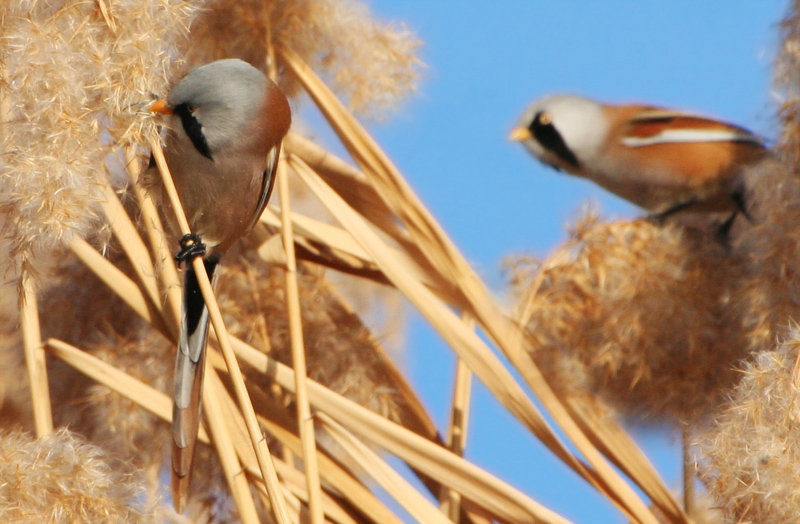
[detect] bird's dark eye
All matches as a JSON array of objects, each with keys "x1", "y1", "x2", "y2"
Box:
[
  {"x1": 529, "y1": 111, "x2": 579, "y2": 168},
  {"x1": 187, "y1": 105, "x2": 196, "y2": 114},
  {"x1": 537, "y1": 111, "x2": 553, "y2": 126}
]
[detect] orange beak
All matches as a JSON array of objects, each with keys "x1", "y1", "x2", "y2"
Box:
[
  {"x1": 150, "y1": 98, "x2": 173, "y2": 115},
  {"x1": 509, "y1": 127, "x2": 531, "y2": 141}
]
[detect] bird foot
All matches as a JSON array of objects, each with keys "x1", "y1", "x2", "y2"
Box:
[{"x1": 175, "y1": 233, "x2": 206, "y2": 265}]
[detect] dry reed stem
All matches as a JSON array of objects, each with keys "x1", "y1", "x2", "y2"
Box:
[
  {"x1": 318, "y1": 412, "x2": 458, "y2": 524},
  {"x1": 283, "y1": 133, "x2": 446, "y2": 293},
  {"x1": 148, "y1": 135, "x2": 291, "y2": 523},
  {"x1": 278, "y1": 159, "x2": 324, "y2": 524},
  {"x1": 21, "y1": 270, "x2": 52, "y2": 437},
  {"x1": 562, "y1": 396, "x2": 685, "y2": 523},
  {"x1": 215, "y1": 296, "x2": 570, "y2": 523},
  {"x1": 201, "y1": 369, "x2": 261, "y2": 524},
  {"x1": 259, "y1": 206, "x2": 446, "y2": 296},
  {"x1": 211, "y1": 371, "x2": 365, "y2": 524},
  {"x1": 243, "y1": 379, "x2": 400, "y2": 524},
  {"x1": 99, "y1": 181, "x2": 168, "y2": 328},
  {"x1": 439, "y1": 313, "x2": 474, "y2": 521},
  {"x1": 68, "y1": 236, "x2": 170, "y2": 337},
  {"x1": 282, "y1": 46, "x2": 678, "y2": 523},
  {"x1": 124, "y1": 145, "x2": 182, "y2": 335},
  {"x1": 269, "y1": 457, "x2": 360, "y2": 524},
  {"x1": 286, "y1": 151, "x2": 655, "y2": 521},
  {"x1": 253, "y1": 402, "x2": 405, "y2": 524},
  {"x1": 44, "y1": 338, "x2": 209, "y2": 445}
]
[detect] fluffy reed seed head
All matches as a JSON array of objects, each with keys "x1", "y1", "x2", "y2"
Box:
[
  {"x1": 696, "y1": 334, "x2": 800, "y2": 523},
  {"x1": 0, "y1": 429, "x2": 155, "y2": 522},
  {"x1": 184, "y1": 0, "x2": 422, "y2": 117},
  {"x1": 509, "y1": 213, "x2": 750, "y2": 424},
  {"x1": 0, "y1": 0, "x2": 194, "y2": 276}
]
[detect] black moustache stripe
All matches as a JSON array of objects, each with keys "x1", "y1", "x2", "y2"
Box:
[
  {"x1": 530, "y1": 112, "x2": 579, "y2": 168},
  {"x1": 174, "y1": 103, "x2": 213, "y2": 161}
]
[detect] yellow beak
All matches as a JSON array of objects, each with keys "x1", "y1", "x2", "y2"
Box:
[
  {"x1": 149, "y1": 98, "x2": 173, "y2": 115},
  {"x1": 508, "y1": 127, "x2": 531, "y2": 141}
]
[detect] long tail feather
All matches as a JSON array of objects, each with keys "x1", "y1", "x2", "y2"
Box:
[{"x1": 172, "y1": 256, "x2": 219, "y2": 513}]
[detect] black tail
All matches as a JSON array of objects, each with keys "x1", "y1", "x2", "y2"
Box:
[{"x1": 172, "y1": 255, "x2": 219, "y2": 510}]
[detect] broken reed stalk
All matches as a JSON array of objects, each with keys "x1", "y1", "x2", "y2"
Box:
[
  {"x1": 148, "y1": 135, "x2": 291, "y2": 524},
  {"x1": 210, "y1": 372, "x2": 359, "y2": 524},
  {"x1": 277, "y1": 158, "x2": 324, "y2": 524},
  {"x1": 21, "y1": 270, "x2": 53, "y2": 437},
  {"x1": 254, "y1": 404, "x2": 406, "y2": 524},
  {"x1": 439, "y1": 313, "x2": 474, "y2": 521},
  {"x1": 98, "y1": 180, "x2": 178, "y2": 340}
]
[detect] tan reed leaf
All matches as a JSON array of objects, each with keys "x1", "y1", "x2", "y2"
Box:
[
  {"x1": 211, "y1": 325, "x2": 571, "y2": 524},
  {"x1": 209, "y1": 368, "x2": 375, "y2": 524},
  {"x1": 44, "y1": 338, "x2": 208, "y2": 445},
  {"x1": 201, "y1": 369, "x2": 261, "y2": 524},
  {"x1": 283, "y1": 133, "x2": 423, "y2": 258},
  {"x1": 318, "y1": 413, "x2": 457, "y2": 524},
  {"x1": 259, "y1": 205, "x2": 454, "y2": 300},
  {"x1": 124, "y1": 145, "x2": 182, "y2": 335},
  {"x1": 282, "y1": 47, "x2": 677, "y2": 522},
  {"x1": 286, "y1": 151, "x2": 664, "y2": 522},
  {"x1": 68, "y1": 236, "x2": 171, "y2": 338},
  {"x1": 269, "y1": 457, "x2": 361, "y2": 524},
  {"x1": 99, "y1": 181, "x2": 163, "y2": 321}
]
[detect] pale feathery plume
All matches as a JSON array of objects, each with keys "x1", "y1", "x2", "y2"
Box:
[
  {"x1": 508, "y1": 213, "x2": 750, "y2": 424},
  {"x1": 0, "y1": 0, "x2": 194, "y2": 277},
  {"x1": 184, "y1": 0, "x2": 422, "y2": 117},
  {"x1": 696, "y1": 334, "x2": 800, "y2": 523},
  {"x1": 0, "y1": 428, "x2": 161, "y2": 523}
]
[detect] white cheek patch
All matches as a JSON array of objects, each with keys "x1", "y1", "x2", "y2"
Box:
[{"x1": 622, "y1": 128, "x2": 763, "y2": 147}]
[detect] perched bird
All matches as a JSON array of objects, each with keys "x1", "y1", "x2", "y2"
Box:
[
  {"x1": 148, "y1": 58, "x2": 291, "y2": 512},
  {"x1": 510, "y1": 94, "x2": 767, "y2": 231}
]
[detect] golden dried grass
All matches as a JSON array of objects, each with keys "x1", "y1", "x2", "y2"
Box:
[{"x1": 2, "y1": 0, "x2": 794, "y2": 523}]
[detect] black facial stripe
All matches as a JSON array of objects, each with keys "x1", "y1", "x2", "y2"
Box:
[
  {"x1": 530, "y1": 111, "x2": 579, "y2": 168},
  {"x1": 174, "y1": 103, "x2": 213, "y2": 161}
]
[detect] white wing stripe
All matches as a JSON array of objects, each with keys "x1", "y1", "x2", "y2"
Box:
[{"x1": 622, "y1": 129, "x2": 763, "y2": 147}]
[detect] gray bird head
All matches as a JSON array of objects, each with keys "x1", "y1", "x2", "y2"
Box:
[
  {"x1": 166, "y1": 59, "x2": 269, "y2": 160},
  {"x1": 511, "y1": 94, "x2": 608, "y2": 173}
]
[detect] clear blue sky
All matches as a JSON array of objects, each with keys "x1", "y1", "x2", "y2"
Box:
[{"x1": 325, "y1": 3, "x2": 787, "y2": 522}]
